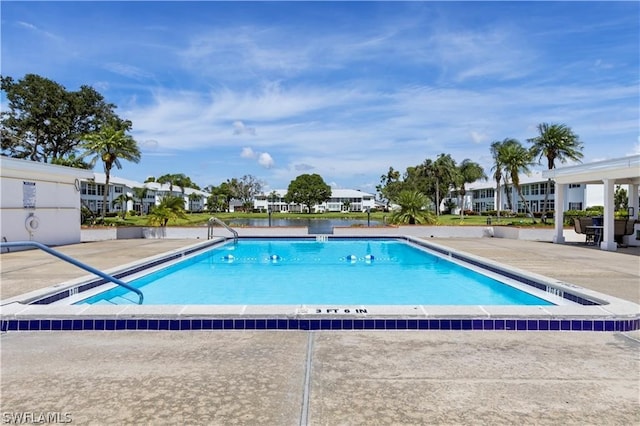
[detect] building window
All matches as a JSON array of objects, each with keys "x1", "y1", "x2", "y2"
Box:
[
  {"x1": 114, "y1": 186, "x2": 123, "y2": 194},
  {"x1": 569, "y1": 184, "x2": 581, "y2": 188},
  {"x1": 83, "y1": 183, "x2": 96, "y2": 195},
  {"x1": 568, "y1": 202, "x2": 583, "y2": 210},
  {"x1": 522, "y1": 185, "x2": 530, "y2": 196},
  {"x1": 531, "y1": 184, "x2": 539, "y2": 196}
]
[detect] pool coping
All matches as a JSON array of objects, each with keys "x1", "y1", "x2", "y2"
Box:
[{"x1": 2, "y1": 235, "x2": 639, "y2": 332}]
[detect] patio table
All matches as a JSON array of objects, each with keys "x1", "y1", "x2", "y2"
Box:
[{"x1": 586, "y1": 225, "x2": 603, "y2": 245}]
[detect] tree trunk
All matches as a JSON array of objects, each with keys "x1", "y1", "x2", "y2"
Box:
[
  {"x1": 504, "y1": 183, "x2": 513, "y2": 212},
  {"x1": 496, "y1": 180, "x2": 501, "y2": 218},
  {"x1": 102, "y1": 168, "x2": 111, "y2": 218},
  {"x1": 435, "y1": 180, "x2": 440, "y2": 217},
  {"x1": 517, "y1": 186, "x2": 537, "y2": 224}
]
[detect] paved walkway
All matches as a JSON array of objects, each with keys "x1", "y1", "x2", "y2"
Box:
[{"x1": 1, "y1": 237, "x2": 639, "y2": 425}]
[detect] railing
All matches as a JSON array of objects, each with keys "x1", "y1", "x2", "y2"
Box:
[
  {"x1": 208, "y1": 217, "x2": 239, "y2": 243},
  {"x1": 0, "y1": 241, "x2": 144, "y2": 304}
]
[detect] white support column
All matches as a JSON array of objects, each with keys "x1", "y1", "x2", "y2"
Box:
[
  {"x1": 600, "y1": 178, "x2": 617, "y2": 251},
  {"x1": 629, "y1": 183, "x2": 639, "y2": 220},
  {"x1": 553, "y1": 182, "x2": 565, "y2": 244}
]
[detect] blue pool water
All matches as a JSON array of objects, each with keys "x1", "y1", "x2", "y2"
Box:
[{"x1": 78, "y1": 239, "x2": 554, "y2": 306}]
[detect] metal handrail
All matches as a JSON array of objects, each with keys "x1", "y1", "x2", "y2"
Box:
[
  {"x1": 208, "y1": 217, "x2": 239, "y2": 243},
  {"x1": 0, "y1": 241, "x2": 143, "y2": 304}
]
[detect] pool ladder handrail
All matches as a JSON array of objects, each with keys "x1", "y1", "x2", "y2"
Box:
[
  {"x1": 208, "y1": 217, "x2": 239, "y2": 243},
  {"x1": 0, "y1": 241, "x2": 144, "y2": 304}
]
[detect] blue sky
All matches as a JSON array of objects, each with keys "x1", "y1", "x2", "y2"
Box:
[{"x1": 2, "y1": 1, "x2": 638, "y2": 193}]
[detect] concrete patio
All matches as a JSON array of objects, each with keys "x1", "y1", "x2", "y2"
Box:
[{"x1": 1, "y1": 237, "x2": 639, "y2": 425}]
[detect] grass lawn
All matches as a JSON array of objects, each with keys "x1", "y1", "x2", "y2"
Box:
[{"x1": 95, "y1": 211, "x2": 552, "y2": 228}]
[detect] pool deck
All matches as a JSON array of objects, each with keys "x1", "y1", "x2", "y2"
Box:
[{"x1": 1, "y1": 237, "x2": 639, "y2": 424}]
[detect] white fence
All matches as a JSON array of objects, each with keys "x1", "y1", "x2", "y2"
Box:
[{"x1": 82, "y1": 225, "x2": 561, "y2": 242}]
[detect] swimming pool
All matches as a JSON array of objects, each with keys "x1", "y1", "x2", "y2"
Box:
[
  {"x1": 77, "y1": 238, "x2": 555, "y2": 306},
  {"x1": 3, "y1": 236, "x2": 639, "y2": 333}
]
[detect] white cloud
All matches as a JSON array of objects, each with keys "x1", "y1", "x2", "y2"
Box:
[
  {"x1": 240, "y1": 147, "x2": 256, "y2": 159},
  {"x1": 233, "y1": 120, "x2": 256, "y2": 135},
  {"x1": 258, "y1": 152, "x2": 275, "y2": 169},
  {"x1": 470, "y1": 131, "x2": 488, "y2": 144},
  {"x1": 104, "y1": 62, "x2": 154, "y2": 81},
  {"x1": 17, "y1": 21, "x2": 60, "y2": 40}
]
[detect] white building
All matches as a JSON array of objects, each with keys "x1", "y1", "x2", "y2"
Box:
[
  {"x1": 82, "y1": 174, "x2": 209, "y2": 216},
  {"x1": 0, "y1": 156, "x2": 93, "y2": 246},
  {"x1": 254, "y1": 189, "x2": 376, "y2": 213},
  {"x1": 464, "y1": 172, "x2": 631, "y2": 214}
]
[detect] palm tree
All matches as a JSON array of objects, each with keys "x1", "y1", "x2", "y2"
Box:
[
  {"x1": 132, "y1": 186, "x2": 149, "y2": 214},
  {"x1": 490, "y1": 138, "x2": 519, "y2": 216},
  {"x1": 500, "y1": 139, "x2": 537, "y2": 223},
  {"x1": 431, "y1": 153, "x2": 457, "y2": 217},
  {"x1": 79, "y1": 126, "x2": 141, "y2": 218},
  {"x1": 528, "y1": 123, "x2": 583, "y2": 216},
  {"x1": 390, "y1": 190, "x2": 436, "y2": 225},
  {"x1": 455, "y1": 159, "x2": 487, "y2": 218},
  {"x1": 490, "y1": 141, "x2": 504, "y2": 217},
  {"x1": 157, "y1": 173, "x2": 180, "y2": 194},
  {"x1": 146, "y1": 195, "x2": 187, "y2": 227},
  {"x1": 112, "y1": 193, "x2": 133, "y2": 219}
]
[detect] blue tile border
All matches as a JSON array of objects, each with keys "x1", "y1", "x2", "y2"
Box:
[{"x1": 1, "y1": 317, "x2": 638, "y2": 332}]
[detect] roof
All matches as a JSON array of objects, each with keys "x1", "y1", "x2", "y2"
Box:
[
  {"x1": 541, "y1": 155, "x2": 640, "y2": 185},
  {"x1": 261, "y1": 189, "x2": 375, "y2": 198},
  {"x1": 0, "y1": 156, "x2": 94, "y2": 179},
  {"x1": 91, "y1": 173, "x2": 210, "y2": 196}
]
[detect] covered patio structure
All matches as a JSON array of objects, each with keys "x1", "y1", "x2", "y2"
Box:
[{"x1": 544, "y1": 155, "x2": 640, "y2": 251}]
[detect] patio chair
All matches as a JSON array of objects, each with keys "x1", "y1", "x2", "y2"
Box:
[
  {"x1": 614, "y1": 219, "x2": 635, "y2": 246},
  {"x1": 573, "y1": 218, "x2": 595, "y2": 245}
]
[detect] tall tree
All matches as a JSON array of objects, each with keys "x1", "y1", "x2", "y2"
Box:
[
  {"x1": 614, "y1": 185, "x2": 628, "y2": 212},
  {"x1": 112, "y1": 193, "x2": 133, "y2": 219},
  {"x1": 228, "y1": 175, "x2": 263, "y2": 211},
  {"x1": 376, "y1": 167, "x2": 402, "y2": 209},
  {"x1": 132, "y1": 186, "x2": 149, "y2": 214},
  {"x1": 206, "y1": 182, "x2": 234, "y2": 212},
  {"x1": 432, "y1": 153, "x2": 457, "y2": 217},
  {"x1": 79, "y1": 126, "x2": 141, "y2": 218},
  {"x1": 285, "y1": 174, "x2": 331, "y2": 214},
  {"x1": 1, "y1": 74, "x2": 119, "y2": 163},
  {"x1": 490, "y1": 139, "x2": 519, "y2": 216},
  {"x1": 490, "y1": 140, "x2": 504, "y2": 216},
  {"x1": 500, "y1": 139, "x2": 537, "y2": 222},
  {"x1": 528, "y1": 123, "x2": 583, "y2": 215},
  {"x1": 455, "y1": 159, "x2": 487, "y2": 218},
  {"x1": 157, "y1": 173, "x2": 182, "y2": 193}
]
